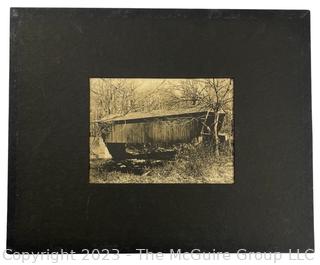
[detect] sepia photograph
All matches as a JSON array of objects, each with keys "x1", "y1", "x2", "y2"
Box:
[
  {"x1": 6, "y1": 6, "x2": 314, "y2": 255},
  {"x1": 90, "y1": 78, "x2": 234, "y2": 184}
]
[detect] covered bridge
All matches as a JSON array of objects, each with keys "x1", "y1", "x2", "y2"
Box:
[{"x1": 96, "y1": 108, "x2": 225, "y2": 159}]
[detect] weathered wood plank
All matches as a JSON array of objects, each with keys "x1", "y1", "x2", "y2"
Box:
[
  {"x1": 105, "y1": 118, "x2": 202, "y2": 144},
  {"x1": 100, "y1": 112, "x2": 225, "y2": 144}
]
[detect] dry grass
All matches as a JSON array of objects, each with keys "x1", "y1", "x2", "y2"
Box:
[{"x1": 90, "y1": 144, "x2": 234, "y2": 184}]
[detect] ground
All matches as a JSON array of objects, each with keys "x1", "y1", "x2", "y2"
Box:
[{"x1": 89, "y1": 146, "x2": 234, "y2": 184}]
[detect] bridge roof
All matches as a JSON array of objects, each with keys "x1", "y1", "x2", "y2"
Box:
[{"x1": 97, "y1": 107, "x2": 219, "y2": 123}]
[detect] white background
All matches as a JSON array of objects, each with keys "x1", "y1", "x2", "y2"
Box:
[{"x1": 0, "y1": 0, "x2": 318, "y2": 264}]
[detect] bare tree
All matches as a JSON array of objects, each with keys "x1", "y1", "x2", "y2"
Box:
[
  {"x1": 164, "y1": 79, "x2": 206, "y2": 108},
  {"x1": 90, "y1": 78, "x2": 233, "y2": 155},
  {"x1": 204, "y1": 79, "x2": 233, "y2": 155},
  {"x1": 90, "y1": 78, "x2": 141, "y2": 119},
  {"x1": 164, "y1": 78, "x2": 233, "y2": 155}
]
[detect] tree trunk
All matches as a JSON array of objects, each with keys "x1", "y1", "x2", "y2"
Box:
[{"x1": 213, "y1": 112, "x2": 220, "y2": 156}]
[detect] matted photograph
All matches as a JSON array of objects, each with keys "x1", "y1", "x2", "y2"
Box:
[
  {"x1": 90, "y1": 78, "x2": 234, "y2": 183},
  {"x1": 7, "y1": 8, "x2": 313, "y2": 254}
]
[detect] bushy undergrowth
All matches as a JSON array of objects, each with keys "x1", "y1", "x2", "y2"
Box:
[
  {"x1": 90, "y1": 144, "x2": 233, "y2": 184},
  {"x1": 149, "y1": 144, "x2": 229, "y2": 182}
]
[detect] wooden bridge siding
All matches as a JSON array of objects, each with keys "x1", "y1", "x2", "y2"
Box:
[{"x1": 105, "y1": 119, "x2": 202, "y2": 144}]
